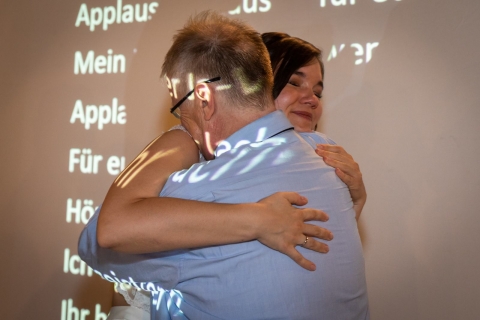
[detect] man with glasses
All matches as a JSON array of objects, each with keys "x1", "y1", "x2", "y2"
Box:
[
  {"x1": 79, "y1": 11, "x2": 368, "y2": 319},
  {"x1": 170, "y1": 76, "x2": 221, "y2": 119}
]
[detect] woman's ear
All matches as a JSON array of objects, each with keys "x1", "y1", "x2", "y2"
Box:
[{"x1": 195, "y1": 83, "x2": 215, "y2": 121}]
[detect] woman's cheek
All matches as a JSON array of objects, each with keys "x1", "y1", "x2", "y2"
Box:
[{"x1": 274, "y1": 87, "x2": 296, "y2": 112}]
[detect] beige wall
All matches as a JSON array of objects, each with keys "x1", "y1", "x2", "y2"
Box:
[{"x1": 1, "y1": 0, "x2": 479, "y2": 319}]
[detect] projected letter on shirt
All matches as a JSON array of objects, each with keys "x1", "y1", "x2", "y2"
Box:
[
  {"x1": 75, "y1": 1, "x2": 159, "y2": 31},
  {"x1": 170, "y1": 134, "x2": 288, "y2": 184}
]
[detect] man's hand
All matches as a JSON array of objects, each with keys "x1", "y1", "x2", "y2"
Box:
[
  {"x1": 315, "y1": 144, "x2": 367, "y2": 220},
  {"x1": 255, "y1": 192, "x2": 333, "y2": 272}
]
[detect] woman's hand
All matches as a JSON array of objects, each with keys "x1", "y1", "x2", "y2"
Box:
[
  {"x1": 315, "y1": 144, "x2": 367, "y2": 220},
  {"x1": 255, "y1": 192, "x2": 333, "y2": 271}
]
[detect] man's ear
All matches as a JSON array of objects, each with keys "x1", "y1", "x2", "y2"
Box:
[{"x1": 195, "y1": 83, "x2": 215, "y2": 121}]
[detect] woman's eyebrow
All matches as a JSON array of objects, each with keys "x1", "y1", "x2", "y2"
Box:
[{"x1": 293, "y1": 70, "x2": 306, "y2": 78}]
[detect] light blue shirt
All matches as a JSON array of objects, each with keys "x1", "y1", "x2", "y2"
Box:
[{"x1": 79, "y1": 111, "x2": 369, "y2": 320}]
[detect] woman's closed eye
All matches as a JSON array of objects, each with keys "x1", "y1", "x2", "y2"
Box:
[{"x1": 288, "y1": 80, "x2": 300, "y2": 87}]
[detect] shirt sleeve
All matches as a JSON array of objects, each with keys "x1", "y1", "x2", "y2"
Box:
[{"x1": 78, "y1": 206, "x2": 183, "y2": 290}]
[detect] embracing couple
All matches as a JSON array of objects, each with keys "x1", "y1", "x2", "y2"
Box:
[{"x1": 79, "y1": 11, "x2": 369, "y2": 320}]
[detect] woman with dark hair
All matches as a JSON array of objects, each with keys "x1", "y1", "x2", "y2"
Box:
[
  {"x1": 103, "y1": 33, "x2": 366, "y2": 318},
  {"x1": 263, "y1": 32, "x2": 325, "y2": 100},
  {"x1": 264, "y1": 32, "x2": 366, "y2": 216}
]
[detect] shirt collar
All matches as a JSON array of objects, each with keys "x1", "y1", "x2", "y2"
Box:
[{"x1": 214, "y1": 110, "x2": 293, "y2": 158}]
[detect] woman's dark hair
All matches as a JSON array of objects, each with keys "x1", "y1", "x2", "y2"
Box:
[{"x1": 261, "y1": 32, "x2": 324, "y2": 99}]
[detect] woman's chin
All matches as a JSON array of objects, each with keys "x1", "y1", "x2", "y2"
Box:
[{"x1": 289, "y1": 118, "x2": 313, "y2": 133}]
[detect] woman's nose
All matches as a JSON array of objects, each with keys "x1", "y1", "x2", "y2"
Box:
[{"x1": 300, "y1": 89, "x2": 319, "y2": 108}]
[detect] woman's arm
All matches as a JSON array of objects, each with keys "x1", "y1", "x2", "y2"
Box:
[
  {"x1": 97, "y1": 129, "x2": 332, "y2": 271},
  {"x1": 315, "y1": 144, "x2": 367, "y2": 220}
]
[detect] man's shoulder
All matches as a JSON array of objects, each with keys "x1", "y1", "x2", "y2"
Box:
[{"x1": 160, "y1": 130, "x2": 314, "y2": 198}]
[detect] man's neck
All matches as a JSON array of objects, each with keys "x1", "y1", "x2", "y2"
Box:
[
  {"x1": 203, "y1": 103, "x2": 276, "y2": 160},
  {"x1": 225, "y1": 105, "x2": 275, "y2": 138}
]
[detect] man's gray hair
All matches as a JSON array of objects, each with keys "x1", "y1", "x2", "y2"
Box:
[{"x1": 161, "y1": 11, "x2": 274, "y2": 110}]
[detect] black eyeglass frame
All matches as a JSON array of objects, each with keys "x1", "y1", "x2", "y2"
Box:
[{"x1": 170, "y1": 76, "x2": 221, "y2": 119}]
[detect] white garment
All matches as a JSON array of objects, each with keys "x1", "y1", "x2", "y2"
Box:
[
  {"x1": 107, "y1": 306, "x2": 150, "y2": 320},
  {"x1": 115, "y1": 283, "x2": 151, "y2": 313}
]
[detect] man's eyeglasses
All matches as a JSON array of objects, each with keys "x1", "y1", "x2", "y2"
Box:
[{"x1": 170, "y1": 76, "x2": 221, "y2": 119}]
